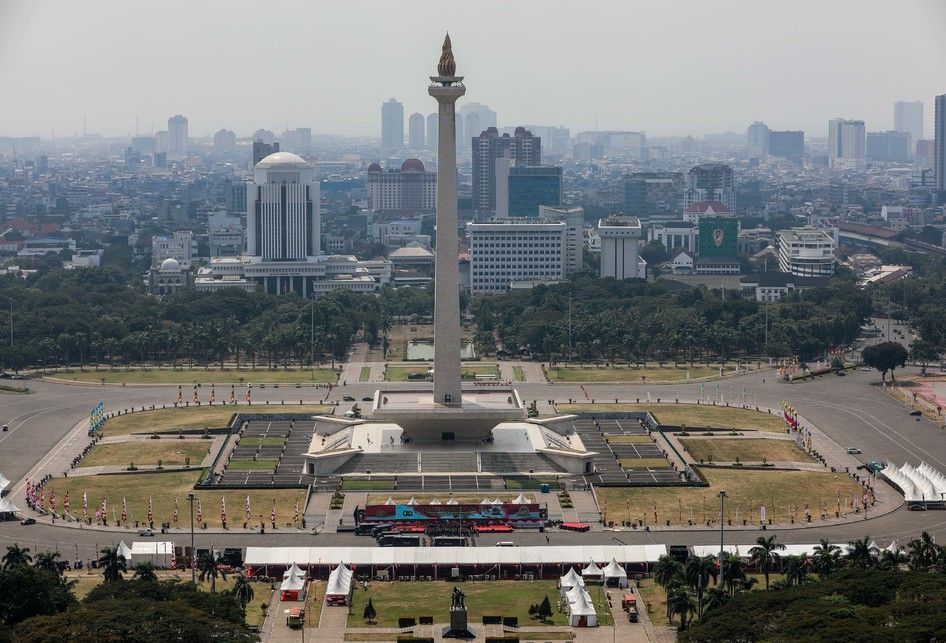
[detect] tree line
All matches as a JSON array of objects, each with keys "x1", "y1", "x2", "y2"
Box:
[{"x1": 471, "y1": 276, "x2": 870, "y2": 363}]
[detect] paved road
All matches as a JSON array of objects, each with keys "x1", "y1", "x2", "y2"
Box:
[{"x1": 4, "y1": 366, "x2": 946, "y2": 556}]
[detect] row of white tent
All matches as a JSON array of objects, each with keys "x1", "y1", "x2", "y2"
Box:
[
  {"x1": 559, "y1": 567, "x2": 600, "y2": 627},
  {"x1": 691, "y1": 540, "x2": 902, "y2": 559},
  {"x1": 383, "y1": 494, "x2": 533, "y2": 506},
  {"x1": 883, "y1": 462, "x2": 946, "y2": 504},
  {"x1": 116, "y1": 540, "x2": 176, "y2": 567},
  {"x1": 0, "y1": 474, "x2": 19, "y2": 515},
  {"x1": 280, "y1": 562, "x2": 306, "y2": 594}
]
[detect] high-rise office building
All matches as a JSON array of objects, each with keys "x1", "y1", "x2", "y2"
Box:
[
  {"x1": 426, "y1": 113, "x2": 438, "y2": 150},
  {"x1": 281, "y1": 127, "x2": 311, "y2": 153},
  {"x1": 408, "y1": 112, "x2": 426, "y2": 149},
  {"x1": 507, "y1": 165, "x2": 562, "y2": 217},
  {"x1": 246, "y1": 152, "x2": 320, "y2": 261},
  {"x1": 154, "y1": 131, "x2": 169, "y2": 155},
  {"x1": 623, "y1": 172, "x2": 684, "y2": 220},
  {"x1": 683, "y1": 164, "x2": 735, "y2": 211},
  {"x1": 252, "y1": 140, "x2": 280, "y2": 166},
  {"x1": 828, "y1": 118, "x2": 866, "y2": 170},
  {"x1": 366, "y1": 159, "x2": 436, "y2": 212},
  {"x1": 866, "y1": 131, "x2": 911, "y2": 162},
  {"x1": 894, "y1": 100, "x2": 924, "y2": 149},
  {"x1": 472, "y1": 126, "x2": 541, "y2": 217},
  {"x1": 467, "y1": 218, "x2": 566, "y2": 294},
  {"x1": 936, "y1": 94, "x2": 946, "y2": 192},
  {"x1": 538, "y1": 205, "x2": 584, "y2": 275},
  {"x1": 131, "y1": 136, "x2": 156, "y2": 156},
  {"x1": 381, "y1": 98, "x2": 404, "y2": 149},
  {"x1": 213, "y1": 129, "x2": 236, "y2": 155},
  {"x1": 459, "y1": 102, "x2": 496, "y2": 140},
  {"x1": 917, "y1": 139, "x2": 935, "y2": 170},
  {"x1": 746, "y1": 121, "x2": 770, "y2": 157},
  {"x1": 769, "y1": 130, "x2": 805, "y2": 158},
  {"x1": 252, "y1": 128, "x2": 277, "y2": 145},
  {"x1": 598, "y1": 216, "x2": 643, "y2": 280},
  {"x1": 167, "y1": 114, "x2": 188, "y2": 157}
]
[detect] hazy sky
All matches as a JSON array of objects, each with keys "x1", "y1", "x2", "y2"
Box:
[{"x1": 2, "y1": 0, "x2": 944, "y2": 140}]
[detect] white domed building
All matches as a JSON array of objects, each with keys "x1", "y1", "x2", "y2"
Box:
[
  {"x1": 195, "y1": 152, "x2": 392, "y2": 296},
  {"x1": 148, "y1": 256, "x2": 193, "y2": 297}
]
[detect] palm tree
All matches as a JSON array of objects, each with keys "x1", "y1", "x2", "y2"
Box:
[
  {"x1": 197, "y1": 551, "x2": 227, "y2": 593},
  {"x1": 667, "y1": 585, "x2": 696, "y2": 631},
  {"x1": 684, "y1": 555, "x2": 718, "y2": 620},
  {"x1": 2, "y1": 544, "x2": 32, "y2": 569},
  {"x1": 877, "y1": 548, "x2": 908, "y2": 572},
  {"x1": 781, "y1": 554, "x2": 808, "y2": 587},
  {"x1": 720, "y1": 553, "x2": 746, "y2": 596},
  {"x1": 132, "y1": 562, "x2": 158, "y2": 582},
  {"x1": 748, "y1": 535, "x2": 785, "y2": 590},
  {"x1": 98, "y1": 546, "x2": 126, "y2": 582},
  {"x1": 33, "y1": 551, "x2": 62, "y2": 575},
  {"x1": 653, "y1": 554, "x2": 684, "y2": 589},
  {"x1": 702, "y1": 585, "x2": 730, "y2": 615},
  {"x1": 811, "y1": 539, "x2": 842, "y2": 577},
  {"x1": 846, "y1": 537, "x2": 877, "y2": 569},
  {"x1": 907, "y1": 532, "x2": 941, "y2": 572},
  {"x1": 232, "y1": 572, "x2": 254, "y2": 611}
]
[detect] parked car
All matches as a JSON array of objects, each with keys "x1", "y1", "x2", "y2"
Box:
[
  {"x1": 910, "y1": 410, "x2": 923, "y2": 417},
  {"x1": 1, "y1": 425, "x2": 8, "y2": 432},
  {"x1": 343, "y1": 395, "x2": 356, "y2": 401},
  {"x1": 846, "y1": 447, "x2": 862, "y2": 455},
  {"x1": 138, "y1": 528, "x2": 155, "y2": 537},
  {"x1": 20, "y1": 518, "x2": 36, "y2": 526},
  {"x1": 361, "y1": 396, "x2": 373, "y2": 402}
]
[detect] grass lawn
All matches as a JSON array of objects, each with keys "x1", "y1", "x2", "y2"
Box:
[
  {"x1": 359, "y1": 367, "x2": 372, "y2": 382},
  {"x1": 44, "y1": 470, "x2": 306, "y2": 529},
  {"x1": 605, "y1": 435, "x2": 652, "y2": 444},
  {"x1": 513, "y1": 365, "x2": 525, "y2": 382},
  {"x1": 80, "y1": 441, "x2": 211, "y2": 468},
  {"x1": 239, "y1": 437, "x2": 286, "y2": 447},
  {"x1": 586, "y1": 584, "x2": 614, "y2": 626},
  {"x1": 227, "y1": 459, "x2": 278, "y2": 471},
  {"x1": 100, "y1": 404, "x2": 334, "y2": 437},
  {"x1": 348, "y1": 580, "x2": 567, "y2": 627},
  {"x1": 595, "y1": 467, "x2": 864, "y2": 526},
  {"x1": 557, "y1": 403, "x2": 787, "y2": 432},
  {"x1": 366, "y1": 493, "x2": 525, "y2": 505},
  {"x1": 636, "y1": 579, "x2": 669, "y2": 626},
  {"x1": 49, "y1": 367, "x2": 338, "y2": 385},
  {"x1": 384, "y1": 364, "x2": 500, "y2": 382},
  {"x1": 304, "y1": 581, "x2": 324, "y2": 628},
  {"x1": 618, "y1": 458, "x2": 673, "y2": 470},
  {"x1": 681, "y1": 438, "x2": 813, "y2": 463},
  {"x1": 546, "y1": 365, "x2": 721, "y2": 383}
]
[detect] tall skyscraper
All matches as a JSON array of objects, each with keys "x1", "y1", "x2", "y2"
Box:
[
  {"x1": 246, "y1": 152, "x2": 320, "y2": 262},
  {"x1": 683, "y1": 163, "x2": 735, "y2": 211},
  {"x1": 252, "y1": 140, "x2": 280, "y2": 166},
  {"x1": 894, "y1": 100, "x2": 924, "y2": 148},
  {"x1": 213, "y1": 129, "x2": 236, "y2": 155},
  {"x1": 507, "y1": 165, "x2": 562, "y2": 217},
  {"x1": 936, "y1": 94, "x2": 946, "y2": 192},
  {"x1": 381, "y1": 98, "x2": 404, "y2": 149},
  {"x1": 426, "y1": 113, "x2": 438, "y2": 150},
  {"x1": 471, "y1": 126, "x2": 541, "y2": 217},
  {"x1": 428, "y1": 34, "x2": 465, "y2": 407},
  {"x1": 167, "y1": 114, "x2": 188, "y2": 157},
  {"x1": 154, "y1": 130, "x2": 169, "y2": 155},
  {"x1": 866, "y1": 131, "x2": 911, "y2": 162},
  {"x1": 459, "y1": 102, "x2": 496, "y2": 139},
  {"x1": 828, "y1": 118, "x2": 866, "y2": 170},
  {"x1": 769, "y1": 130, "x2": 805, "y2": 158},
  {"x1": 746, "y1": 121, "x2": 770, "y2": 157},
  {"x1": 408, "y1": 112, "x2": 426, "y2": 149},
  {"x1": 623, "y1": 172, "x2": 684, "y2": 220}
]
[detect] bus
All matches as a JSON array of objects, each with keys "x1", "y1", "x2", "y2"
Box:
[
  {"x1": 377, "y1": 533, "x2": 422, "y2": 547},
  {"x1": 431, "y1": 536, "x2": 466, "y2": 547}
]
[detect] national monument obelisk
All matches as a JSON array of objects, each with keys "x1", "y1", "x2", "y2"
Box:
[{"x1": 429, "y1": 34, "x2": 465, "y2": 407}]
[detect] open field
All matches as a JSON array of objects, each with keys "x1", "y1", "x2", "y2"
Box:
[
  {"x1": 546, "y1": 365, "x2": 720, "y2": 382},
  {"x1": 557, "y1": 403, "x2": 787, "y2": 432},
  {"x1": 605, "y1": 435, "x2": 653, "y2": 444},
  {"x1": 304, "y1": 581, "x2": 325, "y2": 628},
  {"x1": 618, "y1": 458, "x2": 674, "y2": 469},
  {"x1": 227, "y1": 459, "x2": 278, "y2": 471},
  {"x1": 366, "y1": 493, "x2": 528, "y2": 505},
  {"x1": 44, "y1": 470, "x2": 306, "y2": 529},
  {"x1": 239, "y1": 437, "x2": 286, "y2": 447},
  {"x1": 347, "y1": 580, "x2": 568, "y2": 627},
  {"x1": 681, "y1": 438, "x2": 813, "y2": 464},
  {"x1": 80, "y1": 440, "x2": 211, "y2": 468},
  {"x1": 48, "y1": 367, "x2": 338, "y2": 385},
  {"x1": 63, "y1": 570, "x2": 271, "y2": 626},
  {"x1": 384, "y1": 364, "x2": 500, "y2": 382},
  {"x1": 100, "y1": 404, "x2": 334, "y2": 437},
  {"x1": 596, "y1": 467, "x2": 865, "y2": 526}
]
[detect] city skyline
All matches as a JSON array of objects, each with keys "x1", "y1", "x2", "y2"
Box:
[{"x1": 1, "y1": 0, "x2": 944, "y2": 140}]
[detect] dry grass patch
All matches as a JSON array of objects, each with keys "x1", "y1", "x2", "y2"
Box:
[
  {"x1": 547, "y1": 365, "x2": 720, "y2": 382},
  {"x1": 557, "y1": 403, "x2": 787, "y2": 432},
  {"x1": 606, "y1": 434, "x2": 652, "y2": 444},
  {"x1": 681, "y1": 438, "x2": 813, "y2": 463},
  {"x1": 100, "y1": 404, "x2": 333, "y2": 437},
  {"x1": 596, "y1": 467, "x2": 864, "y2": 526},
  {"x1": 49, "y1": 367, "x2": 338, "y2": 384},
  {"x1": 618, "y1": 458, "x2": 673, "y2": 469},
  {"x1": 80, "y1": 441, "x2": 211, "y2": 468}
]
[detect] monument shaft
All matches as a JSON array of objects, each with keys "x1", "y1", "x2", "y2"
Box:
[{"x1": 429, "y1": 41, "x2": 465, "y2": 407}]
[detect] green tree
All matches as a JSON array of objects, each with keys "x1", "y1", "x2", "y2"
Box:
[
  {"x1": 231, "y1": 573, "x2": 254, "y2": 612},
  {"x1": 363, "y1": 597, "x2": 377, "y2": 623},
  {"x1": 846, "y1": 537, "x2": 877, "y2": 569},
  {"x1": 1, "y1": 545, "x2": 31, "y2": 570},
  {"x1": 684, "y1": 555, "x2": 718, "y2": 619},
  {"x1": 748, "y1": 535, "x2": 785, "y2": 590},
  {"x1": 32, "y1": 552, "x2": 62, "y2": 576},
  {"x1": 667, "y1": 585, "x2": 696, "y2": 630},
  {"x1": 197, "y1": 551, "x2": 226, "y2": 593},
  {"x1": 781, "y1": 554, "x2": 808, "y2": 586},
  {"x1": 909, "y1": 339, "x2": 939, "y2": 375},
  {"x1": 0, "y1": 565, "x2": 76, "y2": 627},
  {"x1": 907, "y1": 532, "x2": 941, "y2": 572},
  {"x1": 132, "y1": 562, "x2": 158, "y2": 583},
  {"x1": 812, "y1": 539, "x2": 842, "y2": 577},
  {"x1": 653, "y1": 554, "x2": 684, "y2": 589},
  {"x1": 97, "y1": 547, "x2": 126, "y2": 583},
  {"x1": 537, "y1": 595, "x2": 553, "y2": 621},
  {"x1": 861, "y1": 341, "x2": 908, "y2": 382}
]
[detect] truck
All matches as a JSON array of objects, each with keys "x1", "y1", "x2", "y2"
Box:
[
  {"x1": 286, "y1": 607, "x2": 305, "y2": 629},
  {"x1": 622, "y1": 593, "x2": 639, "y2": 622}
]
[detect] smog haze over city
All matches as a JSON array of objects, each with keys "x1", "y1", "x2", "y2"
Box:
[{"x1": 1, "y1": 0, "x2": 944, "y2": 138}]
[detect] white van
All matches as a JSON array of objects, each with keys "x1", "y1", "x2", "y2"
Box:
[{"x1": 496, "y1": 541, "x2": 517, "y2": 547}]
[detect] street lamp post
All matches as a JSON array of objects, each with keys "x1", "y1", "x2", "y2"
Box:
[
  {"x1": 718, "y1": 490, "x2": 727, "y2": 589},
  {"x1": 188, "y1": 492, "x2": 196, "y2": 584}
]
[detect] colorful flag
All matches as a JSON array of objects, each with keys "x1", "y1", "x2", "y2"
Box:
[
  {"x1": 173, "y1": 499, "x2": 179, "y2": 526},
  {"x1": 245, "y1": 495, "x2": 251, "y2": 523},
  {"x1": 121, "y1": 496, "x2": 127, "y2": 524},
  {"x1": 39, "y1": 490, "x2": 46, "y2": 510},
  {"x1": 209, "y1": 385, "x2": 216, "y2": 404},
  {"x1": 221, "y1": 497, "x2": 227, "y2": 526},
  {"x1": 229, "y1": 385, "x2": 235, "y2": 403},
  {"x1": 760, "y1": 505, "x2": 767, "y2": 523},
  {"x1": 101, "y1": 498, "x2": 107, "y2": 521},
  {"x1": 147, "y1": 497, "x2": 153, "y2": 524},
  {"x1": 177, "y1": 385, "x2": 182, "y2": 404},
  {"x1": 293, "y1": 500, "x2": 300, "y2": 525},
  {"x1": 63, "y1": 490, "x2": 70, "y2": 514},
  {"x1": 82, "y1": 492, "x2": 88, "y2": 519},
  {"x1": 196, "y1": 497, "x2": 203, "y2": 524},
  {"x1": 192, "y1": 386, "x2": 198, "y2": 404},
  {"x1": 49, "y1": 489, "x2": 56, "y2": 513},
  {"x1": 270, "y1": 498, "x2": 276, "y2": 525}
]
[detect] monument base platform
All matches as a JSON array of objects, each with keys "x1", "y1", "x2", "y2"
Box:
[{"x1": 442, "y1": 607, "x2": 475, "y2": 639}]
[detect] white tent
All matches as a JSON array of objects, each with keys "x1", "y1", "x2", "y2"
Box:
[
  {"x1": 512, "y1": 493, "x2": 530, "y2": 504},
  {"x1": 406, "y1": 497, "x2": 418, "y2": 506},
  {"x1": 0, "y1": 473, "x2": 10, "y2": 491},
  {"x1": 116, "y1": 541, "x2": 132, "y2": 560},
  {"x1": 446, "y1": 498, "x2": 459, "y2": 505},
  {"x1": 581, "y1": 559, "x2": 603, "y2": 579},
  {"x1": 129, "y1": 541, "x2": 175, "y2": 568},
  {"x1": 491, "y1": 498, "x2": 503, "y2": 505},
  {"x1": 325, "y1": 563, "x2": 353, "y2": 605},
  {"x1": 384, "y1": 497, "x2": 396, "y2": 506},
  {"x1": 280, "y1": 570, "x2": 306, "y2": 592},
  {"x1": 568, "y1": 589, "x2": 597, "y2": 627},
  {"x1": 885, "y1": 539, "x2": 900, "y2": 553},
  {"x1": 0, "y1": 496, "x2": 20, "y2": 515},
  {"x1": 601, "y1": 558, "x2": 628, "y2": 588},
  {"x1": 283, "y1": 562, "x2": 303, "y2": 579},
  {"x1": 429, "y1": 499, "x2": 442, "y2": 505},
  {"x1": 560, "y1": 567, "x2": 585, "y2": 592},
  {"x1": 480, "y1": 499, "x2": 492, "y2": 505}
]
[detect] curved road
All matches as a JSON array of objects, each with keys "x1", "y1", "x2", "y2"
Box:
[{"x1": 3, "y1": 367, "x2": 945, "y2": 559}]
